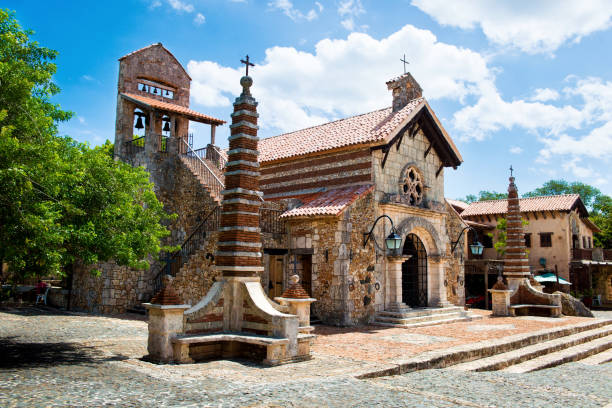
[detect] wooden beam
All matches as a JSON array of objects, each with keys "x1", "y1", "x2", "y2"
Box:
[
  {"x1": 396, "y1": 129, "x2": 405, "y2": 151},
  {"x1": 550, "y1": 211, "x2": 555, "y2": 219},
  {"x1": 435, "y1": 165, "x2": 443, "y2": 177},
  {"x1": 424, "y1": 143, "x2": 432, "y2": 158},
  {"x1": 381, "y1": 146, "x2": 391, "y2": 169},
  {"x1": 410, "y1": 123, "x2": 421, "y2": 138},
  {"x1": 486, "y1": 215, "x2": 491, "y2": 222}
]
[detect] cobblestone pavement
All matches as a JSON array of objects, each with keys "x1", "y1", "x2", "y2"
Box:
[{"x1": 1, "y1": 306, "x2": 610, "y2": 407}]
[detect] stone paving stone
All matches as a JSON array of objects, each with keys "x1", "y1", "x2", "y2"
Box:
[
  {"x1": 1, "y1": 306, "x2": 610, "y2": 407},
  {"x1": 466, "y1": 324, "x2": 517, "y2": 332}
]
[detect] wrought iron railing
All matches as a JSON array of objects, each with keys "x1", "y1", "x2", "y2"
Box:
[
  {"x1": 125, "y1": 135, "x2": 145, "y2": 156},
  {"x1": 180, "y1": 139, "x2": 224, "y2": 200},
  {"x1": 260, "y1": 208, "x2": 285, "y2": 234},
  {"x1": 572, "y1": 248, "x2": 612, "y2": 261},
  {"x1": 185, "y1": 146, "x2": 227, "y2": 171},
  {"x1": 151, "y1": 206, "x2": 221, "y2": 295}
]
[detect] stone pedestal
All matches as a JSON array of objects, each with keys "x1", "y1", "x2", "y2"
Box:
[
  {"x1": 488, "y1": 289, "x2": 512, "y2": 316},
  {"x1": 143, "y1": 303, "x2": 190, "y2": 362},
  {"x1": 275, "y1": 297, "x2": 317, "y2": 333}
]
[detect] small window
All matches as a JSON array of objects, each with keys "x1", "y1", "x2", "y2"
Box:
[
  {"x1": 540, "y1": 233, "x2": 552, "y2": 248},
  {"x1": 588, "y1": 237, "x2": 592, "y2": 248},
  {"x1": 524, "y1": 233, "x2": 531, "y2": 248},
  {"x1": 582, "y1": 236, "x2": 587, "y2": 249},
  {"x1": 482, "y1": 234, "x2": 493, "y2": 249}
]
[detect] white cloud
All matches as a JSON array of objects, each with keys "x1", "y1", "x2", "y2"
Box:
[
  {"x1": 78, "y1": 116, "x2": 86, "y2": 124},
  {"x1": 189, "y1": 25, "x2": 492, "y2": 133},
  {"x1": 149, "y1": 0, "x2": 162, "y2": 8},
  {"x1": 509, "y1": 146, "x2": 522, "y2": 154},
  {"x1": 529, "y1": 88, "x2": 560, "y2": 102},
  {"x1": 338, "y1": 0, "x2": 365, "y2": 31},
  {"x1": 411, "y1": 0, "x2": 612, "y2": 54},
  {"x1": 268, "y1": 0, "x2": 320, "y2": 22},
  {"x1": 81, "y1": 75, "x2": 94, "y2": 81},
  {"x1": 194, "y1": 13, "x2": 205, "y2": 25},
  {"x1": 168, "y1": 0, "x2": 194, "y2": 12}
]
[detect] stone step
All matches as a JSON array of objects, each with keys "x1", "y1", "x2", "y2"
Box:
[
  {"x1": 375, "y1": 311, "x2": 468, "y2": 325},
  {"x1": 377, "y1": 306, "x2": 464, "y2": 319},
  {"x1": 355, "y1": 319, "x2": 612, "y2": 379},
  {"x1": 372, "y1": 313, "x2": 482, "y2": 329},
  {"x1": 578, "y1": 348, "x2": 612, "y2": 365},
  {"x1": 502, "y1": 334, "x2": 612, "y2": 373},
  {"x1": 449, "y1": 325, "x2": 612, "y2": 372}
]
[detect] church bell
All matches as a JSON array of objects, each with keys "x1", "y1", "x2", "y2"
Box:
[
  {"x1": 162, "y1": 120, "x2": 170, "y2": 132},
  {"x1": 134, "y1": 116, "x2": 144, "y2": 130}
]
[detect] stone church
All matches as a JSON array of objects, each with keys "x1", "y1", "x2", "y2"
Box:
[{"x1": 71, "y1": 43, "x2": 473, "y2": 326}]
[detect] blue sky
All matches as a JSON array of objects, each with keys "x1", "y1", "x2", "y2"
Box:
[{"x1": 6, "y1": 0, "x2": 612, "y2": 199}]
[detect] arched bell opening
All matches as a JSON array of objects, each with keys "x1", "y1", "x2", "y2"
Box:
[
  {"x1": 402, "y1": 233, "x2": 428, "y2": 307},
  {"x1": 133, "y1": 108, "x2": 146, "y2": 137}
]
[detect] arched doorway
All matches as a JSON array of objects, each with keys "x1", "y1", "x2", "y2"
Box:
[{"x1": 402, "y1": 233, "x2": 428, "y2": 307}]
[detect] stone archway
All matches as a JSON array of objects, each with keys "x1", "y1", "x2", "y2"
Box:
[
  {"x1": 395, "y1": 217, "x2": 448, "y2": 307},
  {"x1": 402, "y1": 233, "x2": 428, "y2": 307}
]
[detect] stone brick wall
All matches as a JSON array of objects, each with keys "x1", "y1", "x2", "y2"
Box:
[
  {"x1": 71, "y1": 261, "x2": 153, "y2": 314},
  {"x1": 372, "y1": 128, "x2": 444, "y2": 209}
]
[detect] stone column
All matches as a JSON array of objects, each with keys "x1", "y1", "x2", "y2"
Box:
[
  {"x1": 386, "y1": 256, "x2": 410, "y2": 310},
  {"x1": 428, "y1": 256, "x2": 451, "y2": 307},
  {"x1": 144, "y1": 303, "x2": 190, "y2": 362},
  {"x1": 488, "y1": 289, "x2": 512, "y2": 316}
]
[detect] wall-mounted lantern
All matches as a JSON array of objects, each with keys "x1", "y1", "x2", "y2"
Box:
[
  {"x1": 451, "y1": 225, "x2": 484, "y2": 256},
  {"x1": 363, "y1": 214, "x2": 403, "y2": 254}
]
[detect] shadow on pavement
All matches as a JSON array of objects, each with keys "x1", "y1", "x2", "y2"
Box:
[{"x1": 0, "y1": 337, "x2": 129, "y2": 369}]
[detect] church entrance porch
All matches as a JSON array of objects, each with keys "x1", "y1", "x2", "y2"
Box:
[{"x1": 402, "y1": 234, "x2": 428, "y2": 308}]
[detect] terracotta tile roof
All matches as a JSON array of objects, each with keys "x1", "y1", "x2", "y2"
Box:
[
  {"x1": 121, "y1": 93, "x2": 225, "y2": 125},
  {"x1": 461, "y1": 194, "x2": 585, "y2": 217},
  {"x1": 280, "y1": 184, "x2": 374, "y2": 218},
  {"x1": 118, "y1": 43, "x2": 191, "y2": 80},
  {"x1": 259, "y1": 99, "x2": 426, "y2": 162},
  {"x1": 281, "y1": 283, "x2": 311, "y2": 299},
  {"x1": 446, "y1": 199, "x2": 469, "y2": 212}
]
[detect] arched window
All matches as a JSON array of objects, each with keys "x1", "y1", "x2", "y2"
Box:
[{"x1": 401, "y1": 166, "x2": 424, "y2": 206}]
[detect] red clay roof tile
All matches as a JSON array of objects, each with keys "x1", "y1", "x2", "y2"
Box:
[
  {"x1": 280, "y1": 184, "x2": 374, "y2": 218},
  {"x1": 461, "y1": 194, "x2": 584, "y2": 217},
  {"x1": 121, "y1": 93, "x2": 225, "y2": 125}
]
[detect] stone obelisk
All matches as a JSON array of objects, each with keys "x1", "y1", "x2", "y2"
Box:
[
  {"x1": 502, "y1": 175, "x2": 530, "y2": 291},
  {"x1": 215, "y1": 74, "x2": 263, "y2": 277}
]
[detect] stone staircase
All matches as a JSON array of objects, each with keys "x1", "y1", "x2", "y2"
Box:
[
  {"x1": 356, "y1": 318, "x2": 612, "y2": 379},
  {"x1": 448, "y1": 319, "x2": 612, "y2": 373},
  {"x1": 373, "y1": 306, "x2": 483, "y2": 329},
  {"x1": 179, "y1": 154, "x2": 224, "y2": 205}
]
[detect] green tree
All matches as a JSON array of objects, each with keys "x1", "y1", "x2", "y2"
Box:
[
  {"x1": 0, "y1": 9, "x2": 173, "y2": 280},
  {"x1": 459, "y1": 190, "x2": 507, "y2": 203}
]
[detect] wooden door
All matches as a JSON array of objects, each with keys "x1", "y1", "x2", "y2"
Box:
[
  {"x1": 269, "y1": 256, "x2": 284, "y2": 298},
  {"x1": 300, "y1": 255, "x2": 312, "y2": 296}
]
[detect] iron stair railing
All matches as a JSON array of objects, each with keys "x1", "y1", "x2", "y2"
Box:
[{"x1": 180, "y1": 138, "x2": 224, "y2": 201}]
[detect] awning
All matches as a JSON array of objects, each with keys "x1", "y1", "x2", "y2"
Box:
[{"x1": 534, "y1": 272, "x2": 571, "y2": 285}]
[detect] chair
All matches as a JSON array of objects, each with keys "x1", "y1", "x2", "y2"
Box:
[
  {"x1": 35, "y1": 286, "x2": 50, "y2": 305},
  {"x1": 592, "y1": 294, "x2": 602, "y2": 307}
]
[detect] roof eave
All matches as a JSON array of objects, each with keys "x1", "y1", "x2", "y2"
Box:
[{"x1": 120, "y1": 93, "x2": 225, "y2": 125}]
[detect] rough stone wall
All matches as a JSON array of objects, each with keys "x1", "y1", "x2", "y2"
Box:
[
  {"x1": 444, "y1": 201, "x2": 466, "y2": 306},
  {"x1": 286, "y1": 191, "x2": 376, "y2": 326},
  {"x1": 71, "y1": 261, "x2": 153, "y2": 314},
  {"x1": 171, "y1": 232, "x2": 220, "y2": 307},
  {"x1": 260, "y1": 148, "x2": 372, "y2": 200}
]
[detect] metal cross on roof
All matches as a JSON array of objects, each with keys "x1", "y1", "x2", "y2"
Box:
[
  {"x1": 240, "y1": 55, "x2": 255, "y2": 76},
  {"x1": 510, "y1": 165, "x2": 514, "y2": 177},
  {"x1": 400, "y1": 54, "x2": 409, "y2": 74}
]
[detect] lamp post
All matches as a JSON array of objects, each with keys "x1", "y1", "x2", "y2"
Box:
[
  {"x1": 363, "y1": 215, "x2": 403, "y2": 254},
  {"x1": 451, "y1": 225, "x2": 484, "y2": 256}
]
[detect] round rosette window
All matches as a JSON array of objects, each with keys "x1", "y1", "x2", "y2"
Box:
[{"x1": 402, "y1": 167, "x2": 424, "y2": 205}]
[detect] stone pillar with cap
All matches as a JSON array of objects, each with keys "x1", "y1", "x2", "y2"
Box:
[
  {"x1": 274, "y1": 275, "x2": 316, "y2": 334},
  {"x1": 385, "y1": 256, "x2": 411, "y2": 311},
  {"x1": 143, "y1": 276, "x2": 190, "y2": 362},
  {"x1": 488, "y1": 276, "x2": 512, "y2": 316}
]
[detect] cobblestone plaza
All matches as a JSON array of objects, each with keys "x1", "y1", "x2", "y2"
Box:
[{"x1": 1, "y1": 307, "x2": 610, "y2": 407}]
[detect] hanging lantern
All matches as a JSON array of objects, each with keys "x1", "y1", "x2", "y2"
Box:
[
  {"x1": 163, "y1": 120, "x2": 170, "y2": 132},
  {"x1": 134, "y1": 116, "x2": 144, "y2": 130}
]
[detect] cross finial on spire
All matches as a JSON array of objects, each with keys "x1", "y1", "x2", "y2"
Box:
[
  {"x1": 510, "y1": 165, "x2": 514, "y2": 177},
  {"x1": 400, "y1": 54, "x2": 409, "y2": 74},
  {"x1": 240, "y1": 55, "x2": 255, "y2": 76}
]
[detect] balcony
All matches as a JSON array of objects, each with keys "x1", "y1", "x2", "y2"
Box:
[{"x1": 572, "y1": 248, "x2": 612, "y2": 261}]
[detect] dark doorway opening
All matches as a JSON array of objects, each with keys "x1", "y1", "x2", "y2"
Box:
[{"x1": 402, "y1": 234, "x2": 428, "y2": 307}]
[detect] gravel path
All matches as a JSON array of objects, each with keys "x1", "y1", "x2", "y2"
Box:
[{"x1": 1, "y1": 306, "x2": 610, "y2": 407}]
